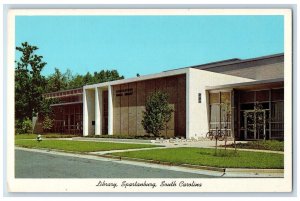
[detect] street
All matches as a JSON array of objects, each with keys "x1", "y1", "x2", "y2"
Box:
[{"x1": 15, "y1": 149, "x2": 215, "y2": 178}]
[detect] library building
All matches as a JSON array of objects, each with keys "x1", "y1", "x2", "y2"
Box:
[{"x1": 38, "y1": 53, "x2": 284, "y2": 140}]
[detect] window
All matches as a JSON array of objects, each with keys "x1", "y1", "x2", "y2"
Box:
[
  {"x1": 210, "y1": 104, "x2": 220, "y2": 129},
  {"x1": 209, "y1": 92, "x2": 231, "y2": 135},
  {"x1": 238, "y1": 88, "x2": 284, "y2": 140},
  {"x1": 271, "y1": 101, "x2": 284, "y2": 139}
]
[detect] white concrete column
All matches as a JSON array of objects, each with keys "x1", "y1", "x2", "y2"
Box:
[
  {"x1": 95, "y1": 88, "x2": 102, "y2": 135},
  {"x1": 84, "y1": 89, "x2": 96, "y2": 136},
  {"x1": 185, "y1": 70, "x2": 191, "y2": 139},
  {"x1": 83, "y1": 88, "x2": 89, "y2": 136},
  {"x1": 108, "y1": 85, "x2": 113, "y2": 135}
]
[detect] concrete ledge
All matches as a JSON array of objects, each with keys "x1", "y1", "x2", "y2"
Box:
[
  {"x1": 97, "y1": 154, "x2": 121, "y2": 160},
  {"x1": 180, "y1": 164, "x2": 225, "y2": 172},
  {"x1": 225, "y1": 168, "x2": 284, "y2": 174}
]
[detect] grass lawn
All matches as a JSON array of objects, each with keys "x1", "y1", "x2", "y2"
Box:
[
  {"x1": 15, "y1": 133, "x2": 78, "y2": 139},
  {"x1": 224, "y1": 140, "x2": 284, "y2": 152},
  {"x1": 111, "y1": 147, "x2": 284, "y2": 169},
  {"x1": 15, "y1": 139, "x2": 160, "y2": 152}
]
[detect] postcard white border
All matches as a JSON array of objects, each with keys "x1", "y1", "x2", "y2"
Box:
[{"x1": 6, "y1": 8, "x2": 293, "y2": 193}]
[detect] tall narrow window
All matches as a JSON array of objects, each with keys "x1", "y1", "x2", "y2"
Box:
[{"x1": 209, "y1": 92, "x2": 231, "y2": 136}]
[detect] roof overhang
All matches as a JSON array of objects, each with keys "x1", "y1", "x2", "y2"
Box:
[
  {"x1": 84, "y1": 68, "x2": 188, "y2": 90},
  {"x1": 206, "y1": 78, "x2": 284, "y2": 91},
  {"x1": 50, "y1": 101, "x2": 83, "y2": 107}
]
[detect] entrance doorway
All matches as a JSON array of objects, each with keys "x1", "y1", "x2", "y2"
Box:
[{"x1": 244, "y1": 110, "x2": 267, "y2": 140}]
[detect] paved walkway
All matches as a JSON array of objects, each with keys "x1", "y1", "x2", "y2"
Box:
[
  {"x1": 90, "y1": 146, "x2": 169, "y2": 155},
  {"x1": 23, "y1": 136, "x2": 283, "y2": 154},
  {"x1": 72, "y1": 137, "x2": 152, "y2": 144},
  {"x1": 72, "y1": 137, "x2": 284, "y2": 155}
]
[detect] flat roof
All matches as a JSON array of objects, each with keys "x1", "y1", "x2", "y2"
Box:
[
  {"x1": 193, "y1": 53, "x2": 283, "y2": 70},
  {"x1": 50, "y1": 101, "x2": 83, "y2": 107},
  {"x1": 47, "y1": 53, "x2": 284, "y2": 92},
  {"x1": 206, "y1": 78, "x2": 284, "y2": 91},
  {"x1": 44, "y1": 88, "x2": 83, "y2": 98},
  {"x1": 164, "y1": 53, "x2": 284, "y2": 72},
  {"x1": 84, "y1": 68, "x2": 188, "y2": 89}
]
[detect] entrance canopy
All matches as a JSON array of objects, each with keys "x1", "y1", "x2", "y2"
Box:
[{"x1": 207, "y1": 78, "x2": 284, "y2": 140}]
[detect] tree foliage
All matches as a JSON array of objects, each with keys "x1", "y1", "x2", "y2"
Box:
[
  {"x1": 15, "y1": 42, "x2": 47, "y2": 120},
  {"x1": 141, "y1": 91, "x2": 174, "y2": 137},
  {"x1": 15, "y1": 42, "x2": 124, "y2": 127},
  {"x1": 45, "y1": 68, "x2": 68, "y2": 92},
  {"x1": 15, "y1": 117, "x2": 32, "y2": 134},
  {"x1": 39, "y1": 98, "x2": 59, "y2": 118},
  {"x1": 45, "y1": 69, "x2": 124, "y2": 92}
]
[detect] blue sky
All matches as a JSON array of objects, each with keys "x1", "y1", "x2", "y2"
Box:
[{"x1": 15, "y1": 15, "x2": 284, "y2": 78}]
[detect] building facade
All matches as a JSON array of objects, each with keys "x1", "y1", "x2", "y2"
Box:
[
  {"x1": 38, "y1": 53, "x2": 284, "y2": 140},
  {"x1": 39, "y1": 88, "x2": 83, "y2": 134}
]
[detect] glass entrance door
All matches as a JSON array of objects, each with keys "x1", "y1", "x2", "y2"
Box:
[{"x1": 244, "y1": 110, "x2": 266, "y2": 140}]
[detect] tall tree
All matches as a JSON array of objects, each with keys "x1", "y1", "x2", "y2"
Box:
[
  {"x1": 46, "y1": 68, "x2": 68, "y2": 92},
  {"x1": 93, "y1": 70, "x2": 124, "y2": 83},
  {"x1": 15, "y1": 42, "x2": 47, "y2": 120},
  {"x1": 64, "y1": 69, "x2": 124, "y2": 90},
  {"x1": 63, "y1": 68, "x2": 74, "y2": 89},
  {"x1": 83, "y1": 72, "x2": 93, "y2": 85},
  {"x1": 67, "y1": 74, "x2": 84, "y2": 89}
]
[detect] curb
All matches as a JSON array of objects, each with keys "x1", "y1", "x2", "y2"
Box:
[
  {"x1": 181, "y1": 164, "x2": 225, "y2": 172},
  {"x1": 225, "y1": 168, "x2": 284, "y2": 174}
]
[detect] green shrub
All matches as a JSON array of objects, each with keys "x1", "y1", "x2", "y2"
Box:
[
  {"x1": 225, "y1": 140, "x2": 284, "y2": 151},
  {"x1": 15, "y1": 118, "x2": 32, "y2": 134},
  {"x1": 42, "y1": 116, "x2": 54, "y2": 132}
]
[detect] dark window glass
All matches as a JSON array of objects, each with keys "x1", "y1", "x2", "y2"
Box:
[
  {"x1": 271, "y1": 102, "x2": 284, "y2": 122},
  {"x1": 271, "y1": 88, "x2": 284, "y2": 101},
  {"x1": 261, "y1": 102, "x2": 270, "y2": 109},
  {"x1": 240, "y1": 103, "x2": 254, "y2": 110},
  {"x1": 64, "y1": 115, "x2": 68, "y2": 125},
  {"x1": 240, "y1": 91, "x2": 255, "y2": 103},
  {"x1": 256, "y1": 90, "x2": 269, "y2": 102},
  {"x1": 70, "y1": 115, "x2": 75, "y2": 125},
  {"x1": 271, "y1": 101, "x2": 284, "y2": 139}
]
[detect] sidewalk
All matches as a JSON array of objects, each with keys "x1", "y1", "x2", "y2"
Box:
[
  {"x1": 72, "y1": 137, "x2": 284, "y2": 154},
  {"x1": 72, "y1": 137, "x2": 153, "y2": 144}
]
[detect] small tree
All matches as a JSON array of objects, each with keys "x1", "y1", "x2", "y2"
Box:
[
  {"x1": 220, "y1": 101, "x2": 232, "y2": 154},
  {"x1": 42, "y1": 116, "x2": 54, "y2": 133},
  {"x1": 244, "y1": 102, "x2": 266, "y2": 141},
  {"x1": 141, "y1": 91, "x2": 174, "y2": 137}
]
